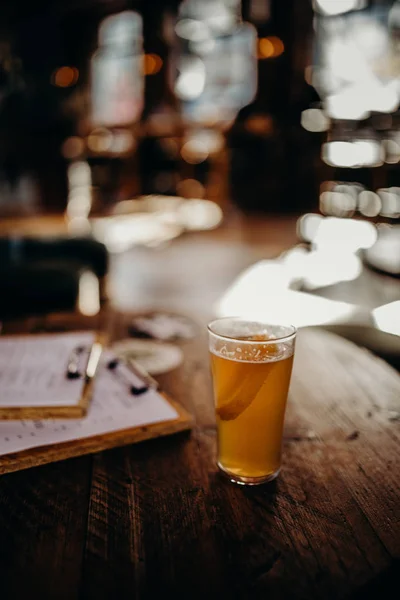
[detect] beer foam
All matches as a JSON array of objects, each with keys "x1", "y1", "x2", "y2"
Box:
[{"x1": 211, "y1": 342, "x2": 293, "y2": 364}]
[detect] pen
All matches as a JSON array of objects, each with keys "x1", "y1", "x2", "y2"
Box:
[
  {"x1": 107, "y1": 358, "x2": 148, "y2": 396},
  {"x1": 127, "y1": 358, "x2": 159, "y2": 390},
  {"x1": 85, "y1": 342, "x2": 103, "y2": 382}
]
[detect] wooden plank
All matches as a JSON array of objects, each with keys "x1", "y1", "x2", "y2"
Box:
[
  {"x1": 0, "y1": 456, "x2": 91, "y2": 599},
  {"x1": 82, "y1": 435, "x2": 232, "y2": 599},
  {"x1": 289, "y1": 329, "x2": 400, "y2": 557}
]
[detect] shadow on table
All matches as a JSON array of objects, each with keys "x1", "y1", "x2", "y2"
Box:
[
  {"x1": 208, "y1": 470, "x2": 279, "y2": 502},
  {"x1": 347, "y1": 559, "x2": 400, "y2": 600}
]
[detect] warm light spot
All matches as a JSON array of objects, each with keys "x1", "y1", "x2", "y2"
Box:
[
  {"x1": 258, "y1": 38, "x2": 274, "y2": 58},
  {"x1": 87, "y1": 128, "x2": 113, "y2": 153},
  {"x1": 61, "y1": 136, "x2": 85, "y2": 159},
  {"x1": 52, "y1": 66, "x2": 79, "y2": 87},
  {"x1": 181, "y1": 141, "x2": 208, "y2": 164},
  {"x1": 142, "y1": 54, "x2": 163, "y2": 76},
  {"x1": 176, "y1": 179, "x2": 205, "y2": 199},
  {"x1": 160, "y1": 138, "x2": 179, "y2": 158},
  {"x1": 78, "y1": 271, "x2": 100, "y2": 316},
  {"x1": 304, "y1": 65, "x2": 314, "y2": 85},
  {"x1": 301, "y1": 109, "x2": 329, "y2": 133},
  {"x1": 258, "y1": 37, "x2": 284, "y2": 59},
  {"x1": 178, "y1": 199, "x2": 223, "y2": 231},
  {"x1": 244, "y1": 114, "x2": 274, "y2": 136},
  {"x1": 180, "y1": 130, "x2": 222, "y2": 164},
  {"x1": 110, "y1": 130, "x2": 135, "y2": 154}
]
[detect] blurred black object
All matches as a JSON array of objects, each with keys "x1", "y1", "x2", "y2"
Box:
[
  {"x1": 0, "y1": 237, "x2": 108, "y2": 277},
  {"x1": 0, "y1": 237, "x2": 108, "y2": 318},
  {"x1": 0, "y1": 263, "x2": 81, "y2": 318}
]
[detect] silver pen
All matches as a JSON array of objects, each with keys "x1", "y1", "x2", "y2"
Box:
[
  {"x1": 127, "y1": 358, "x2": 159, "y2": 390},
  {"x1": 85, "y1": 342, "x2": 103, "y2": 382}
]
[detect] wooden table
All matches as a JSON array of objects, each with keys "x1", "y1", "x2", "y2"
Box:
[{"x1": 0, "y1": 216, "x2": 400, "y2": 599}]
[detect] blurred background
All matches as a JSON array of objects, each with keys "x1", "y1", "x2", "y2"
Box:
[{"x1": 0, "y1": 0, "x2": 399, "y2": 365}]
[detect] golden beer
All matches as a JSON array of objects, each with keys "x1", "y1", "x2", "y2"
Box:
[{"x1": 208, "y1": 320, "x2": 296, "y2": 485}]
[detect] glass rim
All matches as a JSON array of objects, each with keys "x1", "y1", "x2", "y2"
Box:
[{"x1": 207, "y1": 317, "x2": 297, "y2": 344}]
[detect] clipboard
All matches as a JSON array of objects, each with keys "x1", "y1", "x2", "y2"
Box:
[
  {"x1": 0, "y1": 331, "x2": 105, "y2": 420},
  {"x1": 0, "y1": 393, "x2": 193, "y2": 475},
  {"x1": 0, "y1": 335, "x2": 194, "y2": 474}
]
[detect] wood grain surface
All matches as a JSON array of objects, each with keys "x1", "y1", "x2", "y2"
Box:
[
  {"x1": 0, "y1": 313, "x2": 399, "y2": 600},
  {"x1": 0, "y1": 217, "x2": 399, "y2": 600}
]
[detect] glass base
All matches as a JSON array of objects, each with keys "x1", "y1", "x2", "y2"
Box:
[{"x1": 217, "y1": 462, "x2": 281, "y2": 486}]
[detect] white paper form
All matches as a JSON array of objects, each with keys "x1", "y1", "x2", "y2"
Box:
[
  {"x1": 0, "y1": 351, "x2": 178, "y2": 457},
  {"x1": 0, "y1": 332, "x2": 96, "y2": 407}
]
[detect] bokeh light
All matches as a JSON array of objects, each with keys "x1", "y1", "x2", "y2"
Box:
[
  {"x1": 358, "y1": 191, "x2": 382, "y2": 218},
  {"x1": 314, "y1": 0, "x2": 366, "y2": 17},
  {"x1": 176, "y1": 179, "x2": 205, "y2": 199},
  {"x1": 87, "y1": 128, "x2": 113, "y2": 153},
  {"x1": 378, "y1": 188, "x2": 400, "y2": 218},
  {"x1": 61, "y1": 137, "x2": 85, "y2": 160},
  {"x1": 301, "y1": 108, "x2": 329, "y2": 133},
  {"x1": 244, "y1": 114, "x2": 274, "y2": 136},
  {"x1": 143, "y1": 54, "x2": 163, "y2": 76},
  {"x1": 258, "y1": 37, "x2": 284, "y2": 59},
  {"x1": 382, "y1": 139, "x2": 400, "y2": 164},
  {"x1": 322, "y1": 140, "x2": 383, "y2": 168},
  {"x1": 175, "y1": 57, "x2": 206, "y2": 101},
  {"x1": 52, "y1": 66, "x2": 79, "y2": 88}
]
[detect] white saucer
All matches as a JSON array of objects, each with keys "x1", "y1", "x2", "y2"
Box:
[{"x1": 110, "y1": 339, "x2": 184, "y2": 375}]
